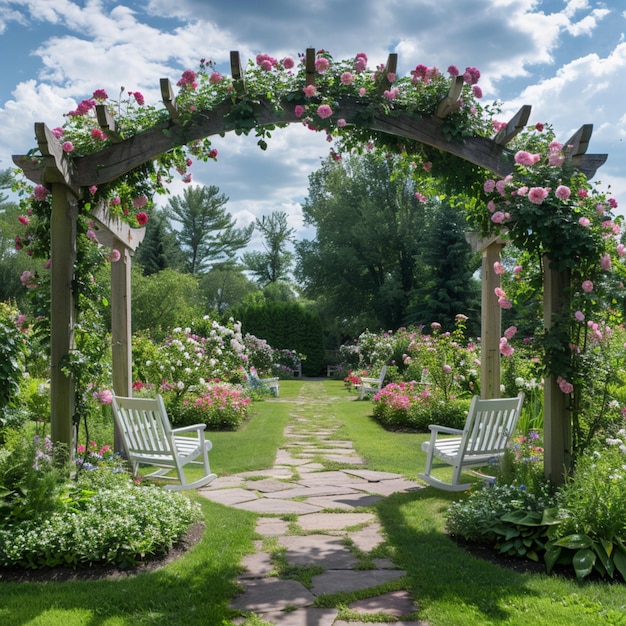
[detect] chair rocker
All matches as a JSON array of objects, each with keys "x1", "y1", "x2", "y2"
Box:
[
  {"x1": 112, "y1": 394, "x2": 217, "y2": 490},
  {"x1": 419, "y1": 392, "x2": 524, "y2": 491},
  {"x1": 356, "y1": 365, "x2": 387, "y2": 399}
]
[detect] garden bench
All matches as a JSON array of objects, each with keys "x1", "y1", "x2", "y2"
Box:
[
  {"x1": 244, "y1": 368, "x2": 279, "y2": 396},
  {"x1": 111, "y1": 394, "x2": 217, "y2": 490},
  {"x1": 357, "y1": 365, "x2": 387, "y2": 399},
  {"x1": 419, "y1": 392, "x2": 524, "y2": 491}
]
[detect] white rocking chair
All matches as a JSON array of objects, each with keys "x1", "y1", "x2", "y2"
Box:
[
  {"x1": 419, "y1": 392, "x2": 524, "y2": 491},
  {"x1": 112, "y1": 394, "x2": 217, "y2": 490}
]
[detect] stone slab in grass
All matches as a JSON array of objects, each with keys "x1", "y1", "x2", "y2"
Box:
[
  {"x1": 198, "y1": 487, "x2": 258, "y2": 506},
  {"x1": 296, "y1": 512, "x2": 376, "y2": 531},
  {"x1": 239, "y1": 551, "x2": 274, "y2": 578},
  {"x1": 295, "y1": 470, "x2": 369, "y2": 485},
  {"x1": 278, "y1": 534, "x2": 360, "y2": 568},
  {"x1": 232, "y1": 498, "x2": 323, "y2": 515},
  {"x1": 349, "y1": 589, "x2": 418, "y2": 617},
  {"x1": 229, "y1": 577, "x2": 315, "y2": 612},
  {"x1": 264, "y1": 485, "x2": 360, "y2": 500},
  {"x1": 353, "y1": 478, "x2": 423, "y2": 496},
  {"x1": 346, "y1": 522, "x2": 386, "y2": 552},
  {"x1": 304, "y1": 493, "x2": 383, "y2": 511},
  {"x1": 233, "y1": 608, "x2": 338, "y2": 626},
  {"x1": 255, "y1": 517, "x2": 291, "y2": 536},
  {"x1": 245, "y1": 478, "x2": 300, "y2": 493},
  {"x1": 310, "y1": 569, "x2": 406, "y2": 595},
  {"x1": 342, "y1": 469, "x2": 406, "y2": 482}
]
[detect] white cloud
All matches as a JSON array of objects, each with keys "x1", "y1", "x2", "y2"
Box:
[{"x1": 566, "y1": 8, "x2": 610, "y2": 36}]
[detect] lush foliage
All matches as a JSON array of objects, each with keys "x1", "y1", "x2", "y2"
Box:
[
  {"x1": 545, "y1": 438, "x2": 626, "y2": 581},
  {"x1": 295, "y1": 153, "x2": 481, "y2": 335},
  {"x1": 0, "y1": 436, "x2": 202, "y2": 570},
  {"x1": 447, "y1": 430, "x2": 626, "y2": 582},
  {"x1": 372, "y1": 382, "x2": 469, "y2": 431},
  {"x1": 231, "y1": 300, "x2": 325, "y2": 376},
  {"x1": 0, "y1": 302, "x2": 29, "y2": 410},
  {"x1": 173, "y1": 383, "x2": 251, "y2": 430}
]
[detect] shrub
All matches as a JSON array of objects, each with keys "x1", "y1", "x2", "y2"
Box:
[
  {"x1": 0, "y1": 481, "x2": 202, "y2": 569},
  {"x1": 372, "y1": 382, "x2": 468, "y2": 431},
  {"x1": 170, "y1": 383, "x2": 251, "y2": 430},
  {"x1": 0, "y1": 436, "x2": 68, "y2": 525},
  {"x1": 0, "y1": 302, "x2": 29, "y2": 409},
  {"x1": 545, "y1": 438, "x2": 626, "y2": 581},
  {"x1": 446, "y1": 483, "x2": 557, "y2": 562}
]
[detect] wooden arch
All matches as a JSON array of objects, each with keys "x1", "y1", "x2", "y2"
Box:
[{"x1": 13, "y1": 48, "x2": 608, "y2": 483}]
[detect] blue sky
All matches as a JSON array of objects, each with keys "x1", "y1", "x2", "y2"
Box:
[{"x1": 0, "y1": 0, "x2": 624, "y2": 250}]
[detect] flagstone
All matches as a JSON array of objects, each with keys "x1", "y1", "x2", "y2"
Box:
[
  {"x1": 244, "y1": 478, "x2": 299, "y2": 493},
  {"x1": 239, "y1": 551, "x2": 274, "y2": 578},
  {"x1": 233, "y1": 608, "x2": 338, "y2": 626},
  {"x1": 296, "y1": 512, "x2": 376, "y2": 531},
  {"x1": 199, "y1": 487, "x2": 258, "y2": 506},
  {"x1": 310, "y1": 569, "x2": 405, "y2": 595},
  {"x1": 342, "y1": 469, "x2": 405, "y2": 481},
  {"x1": 355, "y1": 478, "x2": 423, "y2": 496},
  {"x1": 229, "y1": 578, "x2": 315, "y2": 612},
  {"x1": 278, "y1": 534, "x2": 360, "y2": 568},
  {"x1": 255, "y1": 518, "x2": 290, "y2": 536},
  {"x1": 347, "y1": 522, "x2": 386, "y2": 552},
  {"x1": 304, "y1": 493, "x2": 382, "y2": 510},
  {"x1": 264, "y1": 485, "x2": 359, "y2": 499},
  {"x1": 349, "y1": 590, "x2": 417, "y2": 616},
  {"x1": 232, "y1": 498, "x2": 323, "y2": 514}
]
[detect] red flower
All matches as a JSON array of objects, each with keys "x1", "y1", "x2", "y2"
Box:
[{"x1": 136, "y1": 212, "x2": 149, "y2": 226}]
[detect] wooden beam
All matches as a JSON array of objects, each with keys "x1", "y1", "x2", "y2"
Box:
[
  {"x1": 563, "y1": 124, "x2": 593, "y2": 158},
  {"x1": 160, "y1": 78, "x2": 179, "y2": 121},
  {"x1": 377, "y1": 53, "x2": 398, "y2": 94},
  {"x1": 494, "y1": 105, "x2": 532, "y2": 146},
  {"x1": 89, "y1": 201, "x2": 146, "y2": 251},
  {"x1": 230, "y1": 51, "x2": 246, "y2": 94},
  {"x1": 14, "y1": 124, "x2": 81, "y2": 192},
  {"x1": 95, "y1": 104, "x2": 123, "y2": 142},
  {"x1": 435, "y1": 76, "x2": 464, "y2": 119},
  {"x1": 577, "y1": 153, "x2": 608, "y2": 179},
  {"x1": 305, "y1": 48, "x2": 316, "y2": 86}
]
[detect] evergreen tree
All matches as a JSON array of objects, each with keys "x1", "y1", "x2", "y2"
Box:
[
  {"x1": 133, "y1": 208, "x2": 185, "y2": 275},
  {"x1": 407, "y1": 200, "x2": 481, "y2": 334},
  {"x1": 243, "y1": 211, "x2": 294, "y2": 286},
  {"x1": 166, "y1": 185, "x2": 253, "y2": 274}
]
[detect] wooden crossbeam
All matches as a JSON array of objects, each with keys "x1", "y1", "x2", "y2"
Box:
[
  {"x1": 230, "y1": 51, "x2": 246, "y2": 94},
  {"x1": 160, "y1": 78, "x2": 179, "y2": 121},
  {"x1": 90, "y1": 201, "x2": 146, "y2": 251},
  {"x1": 305, "y1": 48, "x2": 316, "y2": 86},
  {"x1": 13, "y1": 123, "x2": 80, "y2": 193},
  {"x1": 435, "y1": 75, "x2": 464, "y2": 119},
  {"x1": 96, "y1": 104, "x2": 123, "y2": 142},
  {"x1": 563, "y1": 124, "x2": 593, "y2": 158},
  {"x1": 377, "y1": 53, "x2": 398, "y2": 94},
  {"x1": 494, "y1": 105, "x2": 532, "y2": 146}
]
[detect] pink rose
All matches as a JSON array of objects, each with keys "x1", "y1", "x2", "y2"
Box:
[
  {"x1": 555, "y1": 185, "x2": 571, "y2": 201},
  {"x1": 582, "y1": 280, "x2": 594, "y2": 293}
]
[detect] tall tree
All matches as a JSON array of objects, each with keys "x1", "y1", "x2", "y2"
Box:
[
  {"x1": 295, "y1": 153, "x2": 427, "y2": 334},
  {"x1": 406, "y1": 200, "x2": 481, "y2": 334},
  {"x1": 243, "y1": 211, "x2": 294, "y2": 286},
  {"x1": 166, "y1": 185, "x2": 253, "y2": 274},
  {"x1": 199, "y1": 263, "x2": 259, "y2": 315},
  {"x1": 133, "y1": 207, "x2": 185, "y2": 275}
]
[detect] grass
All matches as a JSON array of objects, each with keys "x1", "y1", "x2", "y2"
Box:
[{"x1": 2, "y1": 379, "x2": 625, "y2": 625}]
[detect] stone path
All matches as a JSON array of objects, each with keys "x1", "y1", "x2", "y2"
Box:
[{"x1": 199, "y1": 383, "x2": 428, "y2": 626}]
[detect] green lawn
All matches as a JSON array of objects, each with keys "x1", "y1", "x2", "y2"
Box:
[{"x1": 1, "y1": 379, "x2": 625, "y2": 625}]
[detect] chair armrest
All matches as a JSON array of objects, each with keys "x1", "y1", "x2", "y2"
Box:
[
  {"x1": 360, "y1": 377, "x2": 379, "y2": 385},
  {"x1": 428, "y1": 424, "x2": 464, "y2": 436},
  {"x1": 171, "y1": 423, "x2": 207, "y2": 434},
  {"x1": 261, "y1": 377, "x2": 279, "y2": 383}
]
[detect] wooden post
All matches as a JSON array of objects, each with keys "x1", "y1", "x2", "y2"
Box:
[
  {"x1": 481, "y1": 240, "x2": 505, "y2": 399},
  {"x1": 466, "y1": 233, "x2": 505, "y2": 399},
  {"x1": 110, "y1": 242, "x2": 133, "y2": 451},
  {"x1": 543, "y1": 262, "x2": 571, "y2": 485},
  {"x1": 49, "y1": 184, "x2": 78, "y2": 461}
]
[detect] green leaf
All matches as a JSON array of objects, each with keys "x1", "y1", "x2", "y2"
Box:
[
  {"x1": 572, "y1": 548, "x2": 595, "y2": 579},
  {"x1": 552, "y1": 533, "x2": 593, "y2": 550},
  {"x1": 613, "y1": 545, "x2": 626, "y2": 582},
  {"x1": 592, "y1": 541, "x2": 613, "y2": 578},
  {"x1": 544, "y1": 545, "x2": 562, "y2": 573},
  {"x1": 540, "y1": 506, "x2": 562, "y2": 525}
]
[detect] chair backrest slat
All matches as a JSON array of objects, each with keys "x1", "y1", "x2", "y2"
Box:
[
  {"x1": 113, "y1": 396, "x2": 175, "y2": 455},
  {"x1": 463, "y1": 395, "x2": 522, "y2": 456}
]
